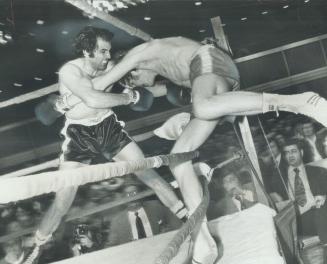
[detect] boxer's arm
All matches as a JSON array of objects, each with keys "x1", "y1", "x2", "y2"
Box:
[
  {"x1": 143, "y1": 82, "x2": 168, "y2": 97},
  {"x1": 92, "y1": 43, "x2": 150, "y2": 89},
  {"x1": 59, "y1": 64, "x2": 132, "y2": 109}
]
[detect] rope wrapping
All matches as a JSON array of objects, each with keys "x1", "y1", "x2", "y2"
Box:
[
  {"x1": 0, "y1": 151, "x2": 198, "y2": 204},
  {"x1": 155, "y1": 178, "x2": 210, "y2": 264}
]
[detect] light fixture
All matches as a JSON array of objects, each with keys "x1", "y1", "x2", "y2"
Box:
[
  {"x1": 199, "y1": 29, "x2": 206, "y2": 33},
  {"x1": 36, "y1": 48, "x2": 45, "y2": 53},
  {"x1": 144, "y1": 16, "x2": 151, "y2": 21},
  {"x1": 13, "y1": 83, "x2": 23, "y2": 87},
  {"x1": 241, "y1": 17, "x2": 247, "y2": 21},
  {"x1": 261, "y1": 11, "x2": 268, "y2": 15},
  {"x1": 34, "y1": 77, "x2": 43, "y2": 81},
  {"x1": 36, "y1": 20, "x2": 44, "y2": 25},
  {"x1": 61, "y1": 30, "x2": 69, "y2": 35},
  {"x1": 0, "y1": 30, "x2": 12, "y2": 45},
  {"x1": 283, "y1": 5, "x2": 289, "y2": 9},
  {"x1": 304, "y1": 0, "x2": 310, "y2": 3},
  {"x1": 86, "y1": 0, "x2": 149, "y2": 13},
  {"x1": 194, "y1": 1, "x2": 202, "y2": 6}
]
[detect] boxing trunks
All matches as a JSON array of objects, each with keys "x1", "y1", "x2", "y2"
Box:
[
  {"x1": 60, "y1": 111, "x2": 132, "y2": 164},
  {"x1": 189, "y1": 45, "x2": 240, "y2": 90}
]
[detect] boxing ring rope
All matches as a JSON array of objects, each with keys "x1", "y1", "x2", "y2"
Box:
[
  {"x1": 0, "y1": 84, "x2": 58, "y2": 109},
  {"x1": 1, "y1": 159, "x2": 59, "y2": 179},
  {"x1": 0, "y1": 151, "x2": 198, "y2": 204}
]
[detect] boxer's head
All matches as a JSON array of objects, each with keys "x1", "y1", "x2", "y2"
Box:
[
  {"x1": 74, "y1": 26, "x2": 114, "y2": 71},
  {"x1": 120, "y1": 69, "x2": 157, "y2": 89}
]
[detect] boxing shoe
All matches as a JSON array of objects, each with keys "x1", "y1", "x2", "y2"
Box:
[
  {"x1": 294, "y1": 92, "x2": 327, "y2": 128},
  {"x1": 263, "y1": 92, "x2": 327, "y2": 127},
  {"x1": 191, "y1": 223, "x2": 219, "y2": 264}
]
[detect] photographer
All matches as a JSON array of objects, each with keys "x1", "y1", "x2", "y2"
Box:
[{"x1": 70, "y1": 224, "x2": 102, "y2": 257}]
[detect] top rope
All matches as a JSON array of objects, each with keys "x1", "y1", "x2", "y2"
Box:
[{"x1": 0, "y1": 151, "x2": 199, "y2": 204}]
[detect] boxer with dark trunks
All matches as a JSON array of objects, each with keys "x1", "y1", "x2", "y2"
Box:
[
  {"x1": 22, "y1": 27, "x2": 188, "y2": 264},
  {"x1": 59, "y1": 36, "x2": 327, "y2": 264}
]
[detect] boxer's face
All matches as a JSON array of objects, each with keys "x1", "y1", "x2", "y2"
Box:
[
  {"x1": 130, "y1": 69, "x2": 156, "y2": 87},
  {"x1": 86, "y1": 37, "x2": 112, "y2": 71}
]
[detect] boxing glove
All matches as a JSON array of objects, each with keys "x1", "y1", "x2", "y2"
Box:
[
  {"x1": 166, "y1": 82, "x2": 191, "y2": 107},
  {"x1": 124, "y1": 87, "x2": 154, "y2": 112},
  {"x1": 34, "y1": 94, "x2": 64, "y2": 126},
  {"x1": 153, "y1": 112, "x2": 191, "y2": 140}
]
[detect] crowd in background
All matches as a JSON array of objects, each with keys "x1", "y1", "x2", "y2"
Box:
[{"x1": 1, "y1": 112, "x2": 327, "y2": 263}]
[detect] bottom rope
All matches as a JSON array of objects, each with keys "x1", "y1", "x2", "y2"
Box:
[{"x1": 155, "y1": 178, "x2": 210, "y2": 264}]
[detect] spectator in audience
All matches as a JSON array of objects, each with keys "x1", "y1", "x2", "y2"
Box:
[
  {"x1": 0, "y1": 222, "x2": 25, "y2": 264},
  {"x1": 0, "y1": 238, "x2": 24, "y2": 264},
  {"x1": 293, "y1": 123, "x2": 304, "y2": 139},
  {"x1": 207, "y1": 169, "x2": 256, "y2": 220},
  {"x1": 260, "y1": 139, "x2": 288, "y2": 197},
  {"x1": 274, "y1": 138, "x2": 327, "y2": 246},
  {"x1": 301, "y1": 119, "x2": 322, "y2": 162},
  {"x1": 105, "y1": 176, "x2": 181, "y2": 247},
  {"x1": 69, "y1": 223, "x2": 102, "y2": 257},
  {"x1": 274, "y1": 133, "x2": 286, "y2": 149},
  {"x1": 316, "y1": 129, "x2": 327, "y2": 159}
]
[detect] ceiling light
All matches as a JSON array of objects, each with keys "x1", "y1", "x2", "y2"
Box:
[
  {"x1": 241, "y1": 17, "x2": 247, "y2": 21},
  {"x1": 304, "y1": 0, "x2": 310, "y2": 3},
  {"x1": 4, "y1": 34, "x2": 12, "y2": 40},
  {"x1": 61, "y1": 30, "x2": 69, "y2": 35},
  {"x1": 13, "y1": 83, "x2": 23, "y2": 87},
  {"x1": 199, "y1": 29, "x2": 206, "y2": 33},
  {"x1": 261, "y1": 11, "x2": 268, "y2": 15},
  {"x1": 34, "y1": 77, "x2": 43, "y2": 81},
  {"x1": 194, "y1": 1, "x2": 202, "y2": 6},
  {"x1": 0, "y1": 22, "x2": 5, "y2": 26},
  {"x1": 144, "y1": 16, "x2": 151, "y2": 21},
  {"x1": 283, "y1": 5, "x2": 289, "y2": 8},
  {"x1": 36, "y1": 48, "x2": 45, "y2": 53},
  {"x1": 0, "y1": 31, "x2": 8, "y2": 45},
  {"x1": 36, "y1": 20, "x2": 44, "y2": 25}
]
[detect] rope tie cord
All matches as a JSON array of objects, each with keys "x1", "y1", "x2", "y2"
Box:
[
  {"x1": 155, "y1": 178, "x2": 210, "y2": 264},
  {"x1": 0, "y1": 151, "x2": 198, "y2": 204}
]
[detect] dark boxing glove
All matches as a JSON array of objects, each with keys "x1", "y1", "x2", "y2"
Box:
[
  {"x1": 166, "y1": 83, "x2": 191, "y2": 107},
  {"x1": 34, "y1": 94, "x2": 64, "y2": 126},
  {"x1": 124, "y1": 87, "x2": 154, "y2": 112}
]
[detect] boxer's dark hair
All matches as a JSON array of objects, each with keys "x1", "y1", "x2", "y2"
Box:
[{"x1": 74, "y1": 26, "x2": 114, "y2": 57}]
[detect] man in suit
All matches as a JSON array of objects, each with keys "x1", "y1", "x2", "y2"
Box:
[
  {"x1": 275, "y1": 138, "x2": 327, "y2": 245},
  {"x1": 106, "y1": 177, "x2": 182, "y2": 247},
  {"x1": 207, "y1": 169, "x2": 256, "y2": 220}
]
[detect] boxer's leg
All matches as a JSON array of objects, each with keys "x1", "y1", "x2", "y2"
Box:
[
  {"x1": 170, "y1": 118, "x2": 219, "y2": 264},
  {"x1": 23, "y1": 161, "x2": 82, "y2": 264},
  {"x1": 113, "y1": 141, "x2": 188, "y2": 221},
  {"x1": 192, "y1": 74, "x2": 327, "y2": 127}
]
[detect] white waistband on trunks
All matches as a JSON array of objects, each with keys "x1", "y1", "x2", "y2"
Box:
[{"x1": 64, "y1": 110, "x2": 115, "y2": 127}]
